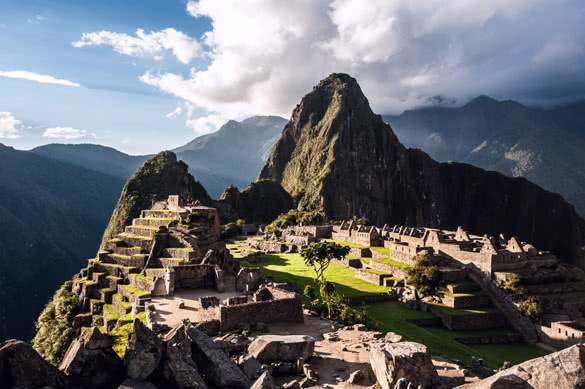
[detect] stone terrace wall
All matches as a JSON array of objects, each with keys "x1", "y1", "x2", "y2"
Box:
[
  {"x1": 367, "y1": 260, "x2": 410, "y2": 279},
  {"x1": 173, "y1": 264, "x2": 216, "y2": 289},
  {"x1": 286, "y1": 225, "x2": 332, "y2": 239},
  {"x1": 219, "y1": 288, "x2": 303, "y2": 330}
]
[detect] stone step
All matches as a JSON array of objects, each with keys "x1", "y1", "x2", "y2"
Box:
[
  {"x1": 111, "y1": 246, "x2": 145, "y2": 256},
  {"x1": 159, "y1": 257, "x2": 189, "y2": 267},
  {"x1": 522, "y1": 281, "x2": 585, "y2": 295},
  {"x1": 92, "y1": 272, "x2": 107, "y2": 287},
  {"x1": 103, "y1": 253, "x2": 148, "y2": 268},
  {"x1": 125, "y1": 225, "x2": 159, "y2": 238},
  {"x1": 133, "y1": 217, "x2": 175, "y2": 227},
  {"x1": 117, "y1": 283, "x2": 151, "y2": 304},
  {"x1": 112, "y1": 293, "x2": 132, "y2": 315},
  {"x1": 99, "y1": 288, "x2": 115, "y2": 304},
  {"x1": 104, "y1": 238, "x2": 126, "y2": 251},
  {"x1": 431, "y1": 305, "x2": 506, "y2": 330},
  {"x1": 446, "y1": 281, "x2": 480, "y2": 294},
  {"x1": 90, "y1": 299, "x2": 105, "y2": 315},
  {"x1": 116, "y1": 233, "x2": 154, "y2": 251},
  {"x1": 141, "y1": 209, "x2": 184, "y2": 219},
  {"x1": 94, "y1": 262, "x2": 138, "y2": 278},
  {"x1": 440, "y1": 291, "x2": 491, "y2": 309},
  {"x1": 164, "y1": 247, "x2": 195, "y2": 261}
]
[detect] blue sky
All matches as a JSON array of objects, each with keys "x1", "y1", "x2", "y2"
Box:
[
  {"x1": 0, "y1": 0, "x2": 213, "y2": 154},
  {"x1": 1, "y1": 1, "x2": 584, "y2": 154}
]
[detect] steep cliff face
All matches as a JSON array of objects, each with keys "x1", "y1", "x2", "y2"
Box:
[
  {"x1": 217, "y1": 180, "x2": 293, "y2": 224},
  {"x1": 100, "y1": 151, "x2": 211, "y2": 248},
  {"x1": 259, "y1": 73, "x2": 585, "y2": 266}
]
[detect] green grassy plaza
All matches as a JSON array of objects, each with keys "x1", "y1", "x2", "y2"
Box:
[{"x1": 233, "y1": 239, "x2": 546, "y2": 368}]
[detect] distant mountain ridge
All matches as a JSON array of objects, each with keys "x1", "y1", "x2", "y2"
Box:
[
  {"x1": 385, "y1": 97, "x2": 585, "y2": 217},
  {"x1": 260, "y1": 73, "x2": 585, "y2": 268}
]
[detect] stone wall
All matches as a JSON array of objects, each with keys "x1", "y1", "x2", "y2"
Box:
[
  {"x1": 128, "y1": 274, "x2": 155, "y2": 292},
  {"x1": 285, "y1": 225, "x2": 332, "y2": 239},
  {"x1": 367, "y1": 260, "x2": 410, "y2": 279},
  {"x1": 348, "y1": 247, "x2": 371, "y2": 258},
  {"x1": 355, "y1": 269, "x2": 388, "y2": 286},
  {"x1": 172, "y1": 264, "x2": 216, "y2": 289},
  {"x1": 219, "y1": 288, "x2": 303, "y2": 330}
]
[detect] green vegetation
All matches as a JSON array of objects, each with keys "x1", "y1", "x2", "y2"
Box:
[
  {"x1": 517, "y1": 297, "x2": 543, "y2": 321},
  {"x1": 372, "y1": 257, "x2": 412, "y2": 268},
  {"x1": 220, "y1": 222, "x2": 241, "y2": 239},
  {"x1": 129, "y1": 273, "x2": 153, "y2": 282},
  {"x1": 159, "y1": 257, "x2": 188, "y2": 263},
  {"x1": 103, "y1": 304, "x2": 120, "y2": 321},
  {"x1": 33, "y1": 280, "x2": 81, "y2": 366},
  {"x1": 362, "y1": 268, "x2": 390, "y2": 276},
  {"x1": 370, "y1": 246, "x2": 390, "y2": 256},
  {"x1": 265, "y1": 209, "x2": 325, "y2": 233},
  {"x1": 367, "y1": 302, "x2": 546, "y2": 367},
  {"x1": 119, "y1": 283, "x2": 150, "y2": 297},
  {"x1": 407, "y1": 255, "x2": 441, "y2": 297},
  {"x1": 322, "y1": 238, "x2": 367, "y2": 248},
  {"x1": 240, "y1": 253, "x2": 386, "y2": 298},
  {"x1": 113, "y1": 293, "x2": 132, "y2": 310}
]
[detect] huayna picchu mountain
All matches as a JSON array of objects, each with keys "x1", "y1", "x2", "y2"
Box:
[{"x1": 259, "y1": 73, "x2": 585, "y2": 268}]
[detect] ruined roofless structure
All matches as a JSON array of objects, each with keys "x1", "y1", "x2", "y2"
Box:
[
  {"x1": 71, "y1": 194, "x2": 303, "y2": 333},
  {"x1": 332, "y1": 220, "x2": 382, "y2": 247},
  {"x1": 381, "y1": 224, "x2": 557, "y2": 274}
]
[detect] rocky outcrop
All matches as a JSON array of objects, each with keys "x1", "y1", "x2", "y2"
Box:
[
  {"x1": 123, "y1": 319, "x2": 165, "y2": 381},
  {"x1": 259, "y1": 73, "x2": 585, "y2": 265},
  {"x1": 251, "y1": 371, "x2": 276, "y2": 389},
  {"x1": 187, "y1": 327, "x2": 251, "y2": 389},
  {"x1": 218, "y1": 180, "x2": 293, "y2": 224},
  {"x1": 118, "y1": 379, "x2": 160, "y2": 389},
  {"x1": 163, "y1": 326, "x2": 207, "y2": 389},
  {"x1": 248, "y1": 335, "x2": 315, "y2": 363},
  {"x1": 0, "y1": 339, "x2": 69, "y2": 389},
  {"x1": 369, "y1": 341, "x2": 439, "y2": 389},
  {"x1": 456, "y1": 343, "x2": 585, "y2": 389},
  {"x1": 100, "y1": 151, "x2": 212, "y2": 249},
  {"x1": 59, "y1": 327, "x2": 125, "y2": 388}
]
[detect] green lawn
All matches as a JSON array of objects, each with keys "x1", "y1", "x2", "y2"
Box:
[
  {"x1": 233, "y1": 243, "x2": 548, "y2": 368},
  {"x1": 241, "y1": 252, "x2": 387, "y2": 297},
  {"x1": 368, "y1": 302, "x2": 546, "y2": 367},
  {"x1": 322, "y1": 238, "x2": 368, "y2": 248}
]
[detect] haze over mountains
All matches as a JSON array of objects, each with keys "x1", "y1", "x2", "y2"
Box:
[
  {"x1": 0, "y1": 116, "x2": 285, "y2": 341},
  {"x1": 385, "y1": 97, "x2": 585, "y2": 217}
]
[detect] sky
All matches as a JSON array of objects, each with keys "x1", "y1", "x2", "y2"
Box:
[{"x1": 1, "y1": 0, "x2": 584, "y2": 155}]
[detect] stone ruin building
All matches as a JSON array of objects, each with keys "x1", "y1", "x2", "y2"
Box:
[
  {"x1": 332, "y1": 220, "x2": 382, "y2": 247},
  {"x1": 71, "y1": 194, "x2": 303, "y2": 337}
]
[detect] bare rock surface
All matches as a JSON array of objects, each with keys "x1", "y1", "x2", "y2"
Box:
[
  {"x1": 248, "y1": 334, "x2": 315, "y2": 362},
  {"x1": 369, "y1": 341, "x2": 440, "y2": 389},
  {"x1": 0, "y1": 339, "x2": 69, "y2": 389},
  {"x1": 59, "y1": 327, "x2": 125, "y2": 389},
  {"x1": 250, "y1": 370, "x2": 276, "y2": 389},
  {"x1": 118, "y1": 379, "x2": 160, "y2": 389},
  {"x1": 187, "y1": 327, "x2": 251, "y2": 389},
  {"x1": 163, "y1": 325, "x2": 207, "y2": 389},
  {"x1": 456, "y1": 343, "x2": 585, "y2": 389},
  {"x1": 124, "y1": 319, "x2": 165, "y2": 380}
]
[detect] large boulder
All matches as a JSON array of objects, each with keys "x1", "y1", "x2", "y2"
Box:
[
  {"x1": 0, "y1": 339, "x2": 69, "y2": 389},
  {"x1": 251, "y1": 370, "x2": 276, "y2": 389},
  {"x1": 163, "y1": 326, "x2": 207, "y2": 389},
  {"x1": 248, "y1": 335, "x2": 315, "y2": 363},
  {"x1": 118, "y1": 379, "x2": 160, "y2": 389},
  {"x1": 455, "y1": 343, "x2": 585, "y2": 389},
  {"x1": 369, "y1": 341, "x2": 439, "y2": 389},
  {"x1": 123, "y1": 319, "x2": 165, "y2": 380},
  {"x1": 187, "y1": 327, "x2": 251, "y2": 389},
  {"x1": 59, "y1": 327, "x2": 125, "y2": 388}
]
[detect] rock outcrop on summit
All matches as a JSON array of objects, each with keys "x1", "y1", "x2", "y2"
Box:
[{"x1": 260, "y1": 73, "x2": 585, "y2": 266}]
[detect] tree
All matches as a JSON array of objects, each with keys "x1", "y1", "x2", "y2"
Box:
[
  {"x1": 301, "y1": 241, "x2": 350, "y2": 318},
  {"x1": 406, "y1": 254, "x2": 441, "y2": 297}
]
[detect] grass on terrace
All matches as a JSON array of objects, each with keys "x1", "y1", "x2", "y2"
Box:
[
  {"x1": 240, "y1": 252, "x2": 387, "y2": 298},
  {"x1": 231, "y1": 240, "x2": 547, "y2": 368}
]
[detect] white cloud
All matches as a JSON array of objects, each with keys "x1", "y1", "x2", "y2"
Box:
[
  {"x1": 27, "y1": 15, "x2": 46, "y2": 24},
  {"x1": 92, "y1": 0, "x2": 585, "y2": 135},
  {"x1": 165, "y1": 105, "x2": 183, "y2": 119},
  {"x1": 0, "y1": 70, "x2": 80, "y2": 87},
  {"x1": 43, "y1": 127, "x2": 96, "y2": 139},
  {"x1": 186, "y1": 113, "x2": 227, "y2": 135},
  {"x1": 73, "y1": 28, "x2": 201, "y2": 64},
  {"x1": 0, "y1": 112, "x2": 22, "y2": 139}
]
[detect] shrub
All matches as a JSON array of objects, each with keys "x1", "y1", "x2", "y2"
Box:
[
  {"x1": 304, "y1": 284, "x2": 316, "y2": 300},
  {"x1": 518, "y1": 297, "x2": 543, "y2": 321},
  {"x1": 497, "y1": 274, "x2": 526, "y2": 295},
  {"x1": 220, "y1": 222, "x2": 241, "y2": 239},
  {"x1": 407, "y1": 254, "x2": 441, "y2": 297},
  {"x1": 236, "y1": 218, "x2": 246, "y2": 226},
  {"x1": 32, "y1": 280, "x2": 81, "y2": 366},
  {"x1": 265, "y1": 209, "x2": 326, "y2": 232}
]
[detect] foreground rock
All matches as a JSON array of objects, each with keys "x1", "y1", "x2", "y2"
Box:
[
  {"x1": 163, "y1": 326, "x2": 207, "y2": 389},
  {"x1": 369, "y1": 341, "x2": 439, "y2": 389},
  {"x1": 250, "y1": 371, "x2": 276, "y2": 389},
  {"x1": 187, "y1": 327, "x2": 251, "y2": 389},
  {"x1": 456, "y1": 344, "x2": 585, "y2": 389},
  {"x1": 0, "y1": 339, "x2": 69, "y2": 389},
  {"x1": 60, "y1": 327, "x2": 125, "y2": 388},
  {"x1": 118, "y1": 379, "x2": 160, "y2": 389},
  {"x1": 124, "y1": 319, "x2": 165, "y2": 381},
  {"x1": 248, "y1": 335, "x2": 315, "y2": 363}
]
